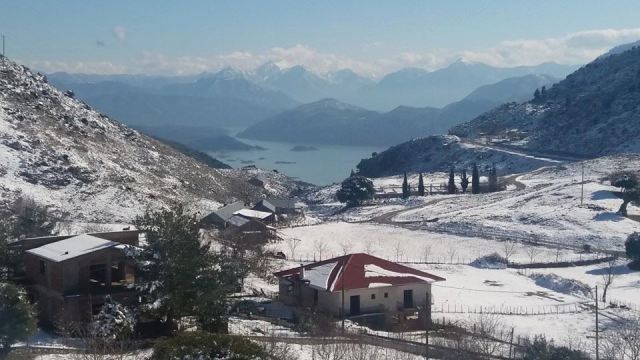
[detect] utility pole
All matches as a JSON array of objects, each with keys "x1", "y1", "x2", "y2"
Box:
[
  {"x1": 341, "y1": 275, "x2": 345, "y2": 332},
  {"x1": 1, "y1": 34, "x2": 5, "y2": 69},
  {"x1": 595, "y1": 285, "x2": 600, "y2": 360},
  {"x1": 580, "y1": 162, "x2": 585, "y2": 206}
]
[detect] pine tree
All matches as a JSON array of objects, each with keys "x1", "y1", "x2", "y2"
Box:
[
  {"x1": 540, "y1": 85, "x2": 547, "y2": 95},
  {"x1": 350, "y1": 169, "x2": 356, "y2": 177},
  {"x1": 489, "y1": 163, "x2": 498, "y2": 192},
  {"x1": 0, "y1": 283, "x2": 36, "y2": 355},
  {"x1": 91, "y1": 296, "x2": 135, "y2": 341},
  {"x1": 460, "y1": 169, "x2": 469, "y2": 193},
  {"x1": 402, "y1": 172, "x2": 410, "y2": 199},
  {"x1": 336, "y1": 176, "x2": 375, "y2": 207},
  {"x1": 472, "y1": 163, "x2": 480, "y2": 194},
  {"x1": 131, "y1": 205, "x2": 246, "y2": 332},
  {"x1": 533, "y1": 88, "x2": 540, "y2": 100},
  {"x1": 447, "y1": 168, "x2": 457, "y2": 194},
  {"x1": 418, "y1": 173, "x2": 425, "y2": 196}
]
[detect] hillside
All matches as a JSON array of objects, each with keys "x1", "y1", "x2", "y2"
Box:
[
  {"x1": 0, "y1": 59, "x2": 298, "y2": 222},
  {"x1": 355, "y1": 135, "x2": 557, "y2": 177},
  {"x1": 450, "y1": 44, "x2": 640, "y2": 156}
]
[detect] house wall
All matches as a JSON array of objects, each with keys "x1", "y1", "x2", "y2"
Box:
[
  {"x1": 25, "y1": 247, "x2": 136, "y2": 325},
  {"x1": 278, "y1": 277, "x2": 433, "y2": 318}
]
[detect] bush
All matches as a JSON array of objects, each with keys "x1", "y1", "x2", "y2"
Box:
[
  {"x1": 470, "y1": 253, "x2": 507, "y2": 269},
  {"x1": 151, "y1": 331, "x2": 271, "y2": 360},
  {"x1": 519, "y1": 335, "x2": 589, "y2": 360},
  {"x1": 626, "y1": 232, "x2": 640, "y2": 269}
]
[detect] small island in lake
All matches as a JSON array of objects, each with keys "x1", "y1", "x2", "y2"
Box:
[{"x1": 290, "y1": 145, "x2": 318, "y2": 152}]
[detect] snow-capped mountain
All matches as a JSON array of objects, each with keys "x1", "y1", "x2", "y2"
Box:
[{"x1": 0, "y1": 59, "x2": 299, "y2": 222}]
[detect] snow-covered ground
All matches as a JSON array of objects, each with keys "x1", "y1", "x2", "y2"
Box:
[{"x1": 274, "y1": 222, "x2": 598, "y2": 264}]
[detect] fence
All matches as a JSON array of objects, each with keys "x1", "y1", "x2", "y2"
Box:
[
  {"x1": 431, "y1": 302, "x2": 586, "y2": 316},
  {"x1": 284, "y1": 252, "x2": 613, "y2": 269}
]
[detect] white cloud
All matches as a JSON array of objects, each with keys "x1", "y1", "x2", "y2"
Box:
[
  {"x1": 27, "y1": 28, "x2": 640, "y2": 77},
  {"x1": 113, "y1": 25, "x2": 127, "y2": 42}
]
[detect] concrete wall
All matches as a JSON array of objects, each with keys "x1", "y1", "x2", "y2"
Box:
[{"x1": 278, "y1": 277, "x2": 433, "y2": 318}]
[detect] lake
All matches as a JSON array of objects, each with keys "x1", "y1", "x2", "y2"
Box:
[{"x1": 208, "y1": 138, "x2": 383, "y2": 185}]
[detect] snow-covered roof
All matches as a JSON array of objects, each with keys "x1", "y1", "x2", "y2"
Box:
[
  {"x1": 213, "y1": 201, "x2": 246, "y2": 221},
  {"x1": 227, "y1": 215, "x2": 251, "y2": 227},
  {"x1": 234, "y1": 209, "x2": 273, "y2": 220},
  {"x1": 25, "y1": 234, "x2": 119, "y2": 262},
  {"x1": 275, "y1": 253, "x2": 445, "y2": 292}
]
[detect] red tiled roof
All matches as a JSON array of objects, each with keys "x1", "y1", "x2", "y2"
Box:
[{"x1": 274, "y1": 253, "x2": 445, "y2": 292}]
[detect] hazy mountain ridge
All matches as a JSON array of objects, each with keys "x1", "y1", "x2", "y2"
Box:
[
  {"x1": 239, "y1": 74, "x2": 559, "y2": 146},
  {"x1": 0, "y1": 59, "x2": 299, "y2": 222}
]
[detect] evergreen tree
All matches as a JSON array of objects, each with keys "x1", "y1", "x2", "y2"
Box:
[
  {"x1": 349, "y1": 169, "x2": 356, "y2": 177},
  {"x1": 447, "y1": 168, "x2": 457, "y2": 194},
  {"x1": 336, "y1": 176, "x2": 375, "y2": 207},
  {"x1": 91, "y1": 296, "x2": 135, "y2": 341},
  {"x1": 540, "y1": 85, "x2": 547, "y2": 95},
  {"x1": 626, "y1": 232, "x2": 640, "y2": 269},
  {"x1": 606, "y1": 171, "x2": 640, "y2": 216},
  {"x1": 533, "y1": 88, "x2": 540, "y2": 100},
  {"x1": 0, "y1": 283, "x2": 37, "y2": 356},
  {"x1": 489, "y1": 163, "x2": 499, "y2": 192},
  {"x1": 472, "y1": 163, "x2": 480, "y2": 194},
  {"x1": 402, "y1": 172, "x2": 410, "y2": 199},
  {"x1": 418, "y1": 173, "x2": 425, "y2": 196},
  {"x1": 460, "y1": 169, "x2": 469, "y2": 193},
  {"x1": 131, "y1": 205, "x2": 246, "y2": 332}
]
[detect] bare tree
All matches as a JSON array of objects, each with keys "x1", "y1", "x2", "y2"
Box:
[
  {"x1": 422, "y1": 244, "x2": 432, "y2": 263},
  {"x1": 313, "y1": 240, "x2": 329, "y2": 261},
  {"x1": 524, "y1": 246, "x2": 542, "y2": 264},
  {"x1": 394, "y1": 241, "x2": 405, "y2": 262},
  {"x1": 339, "y1": 240, "x2": 353, "y2": 256},
  {"x1": 447, "y1": 248, "x2": 458, "y2": 264},
  {"x1": 286, "y1": 237, "x2": 301, "y2": 260},
  {"x1": 467, "y1": 313, "x2": 507, "y2": 357},
  {"x1": 502, "y1": 242, "x2": 518, "y2": 264},
  {"x1": 601, "y1": 258, "x2": 617, "y2": 303},
  {"x1": 602, "y1": 315, "x2": 640, "y2": 360}
]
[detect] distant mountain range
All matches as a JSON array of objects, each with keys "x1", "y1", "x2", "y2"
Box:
[
  {"x1": 239, "y1": 74, "x2": 558, "y2": 146},
  {"x1": 48, "y1": 61, "x2": 571, "y2": 149},
  {"x1": 356, "y1": 41, "x2": 640, "y2": 177}
]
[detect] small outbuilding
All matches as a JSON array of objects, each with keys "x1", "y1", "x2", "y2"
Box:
[
  {"x1": 253, "y1": 198, "x2": 303, "y2": 216},
  {"x1": 199, "y1": 201, "x2": 246, "y2": 229}
]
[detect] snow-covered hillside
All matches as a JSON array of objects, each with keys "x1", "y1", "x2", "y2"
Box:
[{"x1": 0, "y1": 59, "x2": 301, "y2": 222}]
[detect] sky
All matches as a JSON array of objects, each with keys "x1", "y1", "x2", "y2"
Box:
[{"x1": 2, "y1": 0, "x2": 640, "y2": 77}]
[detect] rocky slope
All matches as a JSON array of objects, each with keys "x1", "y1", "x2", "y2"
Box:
[
  {"x1": 0, "y1": 59, "x2": 301, "y2": 223},
  {"x1": 451, "y1": 44, "x2": 640, "y2": 156}
]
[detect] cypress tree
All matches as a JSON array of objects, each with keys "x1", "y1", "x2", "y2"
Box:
[
  {"x1": 447, "y1": 168, "x2": 457, "y2": 194},
  {"x1": 460, "y1": 169, "x2": 469, "y2": 193},
  {"x1": 472, "y1": 163, "x2": 480, "y2": 194},
  {"x1": 489, "y1": 163, "x2": 498, "y2": 192},
  {"x1": 418, "y1": 173, "x2": 425, "y2": 196},
  {"x1": 402, "y1": 172, "x2": 410, "y2": 199}
]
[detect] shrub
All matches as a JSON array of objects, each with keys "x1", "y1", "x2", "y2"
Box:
[
  {"x1": 626, "y1": 232, "x2": 640, "y2": 269},
  {"x1": 151, "y1": 331, "x2": 270, "y2": 360},
  {"x1": 0, "y1": 283, "x2": 37, "y2": 356},
  {"x1": 519, "y1": 335, "x2": 590, "y2": 360}
]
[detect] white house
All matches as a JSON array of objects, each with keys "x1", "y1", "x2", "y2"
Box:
[{"x1": 274, "y1": 253, "x2": 445, "y2": 319}]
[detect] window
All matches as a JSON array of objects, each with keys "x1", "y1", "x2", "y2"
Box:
[
  {"x1": 371, "y1": 294, "x2": 376, "y2": 300},
  {"x1": 39, "y1": 260, "x2": 46, "y2": 275},
  {"x1": 384, "y1": 292, "x2": 388, "y2": 298}
]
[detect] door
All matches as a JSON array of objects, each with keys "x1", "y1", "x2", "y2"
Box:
[
  {"x1": 350, "y1": 295, "x2": 360, "y2": 315},
  {"x1": 403, "y1": 289, "x2": 414, "y2": 308}
]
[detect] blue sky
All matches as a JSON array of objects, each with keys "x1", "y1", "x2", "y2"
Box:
[{"x1": 2, "y1": 1, "x2": 640, "y2": 76}]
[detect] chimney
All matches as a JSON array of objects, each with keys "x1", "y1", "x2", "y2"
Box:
[{"x1": 300, "y1": 264, "x2": 305, "y2": 280}]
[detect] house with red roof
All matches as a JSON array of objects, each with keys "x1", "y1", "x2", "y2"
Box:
[{"x1": 274, "y1": 253, "x2": 445, "y2": 320}]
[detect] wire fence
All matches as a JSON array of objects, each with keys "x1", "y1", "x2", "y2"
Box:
[
  {"x1": 431, "y1": 302, "x2": 586, "y2": 316},
  {"x1": 284, "y1": 251, "x2": 613, "y2": 268}
]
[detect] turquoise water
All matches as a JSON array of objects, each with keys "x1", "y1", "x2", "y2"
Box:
[{"x1": 208, "y1": 138, "x2": 383, "y2": 185}]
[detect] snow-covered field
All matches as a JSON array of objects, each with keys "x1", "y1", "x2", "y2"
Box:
[{"x1": 258, "y1": 154, "x2": 640, "y2": 351}]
